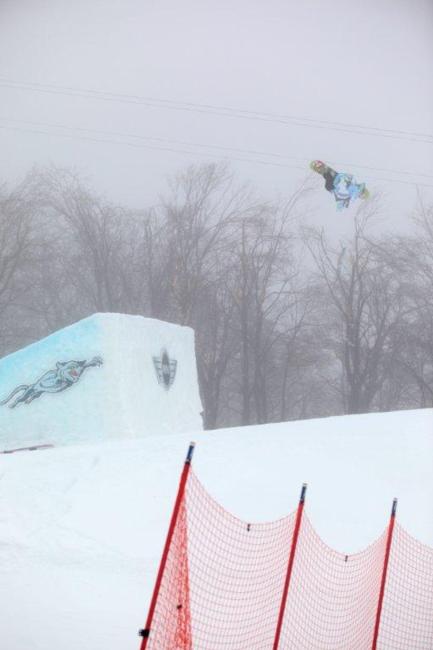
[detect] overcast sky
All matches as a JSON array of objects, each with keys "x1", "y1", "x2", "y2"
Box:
[{"x1": 1, "y1": 0, "x2": 432, "y2": 236}]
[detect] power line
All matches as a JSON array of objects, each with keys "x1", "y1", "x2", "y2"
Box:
[
  {"x1": 1, "y1": 118, "x2": 433, "y2": 189},
  {"x1": 1, "y1": 77, "x2": 432, "y2": 145},
  {"x1": 2, "y1": 116, "x2": 433, "y2": 182},
  {"x1": 0, "y1": 123, "x2": 304, "y2": 171}
]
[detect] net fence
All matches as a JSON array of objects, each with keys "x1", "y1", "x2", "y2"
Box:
[
  {"x1": 377, "y1": 523, "x2": 433, "y2": 649},
  {"x1": 142, "y1": 468, "x2": 433, "y2": 649},
  {"x1": 280, "y1": 515, "x2": 387, "y2": 649}
]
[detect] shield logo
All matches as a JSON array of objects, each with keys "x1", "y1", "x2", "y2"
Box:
[{"x1": 153, "y1": 349, "x2": 177, "y2": 390}]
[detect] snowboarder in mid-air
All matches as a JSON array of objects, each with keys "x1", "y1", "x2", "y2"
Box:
[{"x1": 310, "y1": 160, "x2": 369, "y2": 210}]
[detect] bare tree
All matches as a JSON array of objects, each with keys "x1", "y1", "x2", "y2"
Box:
[
  {"x1": 156, "y1": 163, "x2": 262, "y2": 425},
  {"x1": 195, "y1": 281, "x2": 238, "y2": 428},
  {"x1": 31, "y1": 167, "x2": 133, "y2": 314},
  {"x1": 226, "y1": 196, "x2": 308, "y2": 425},
  {"x1": 0, "y1": 179, "x2": 41, "y2": 353},
  {"x1": 383, "y1": 198, "x2": 433, "y2": 406},
  {"x1": 160, "y1": 163, "x2": 254, "y2": 324},
  {"x1": 306, "y1": 207, "x2": 407, "y2": 414}
]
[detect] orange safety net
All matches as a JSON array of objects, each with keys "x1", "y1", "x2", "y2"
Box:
[
  {"x1": 143, "y1": 469, "x2": 433, "y2": 649},
  {"x1": 376, "y1": 523, "x2": 433, "y2": 649},
  {"x1": 279, "y1": 515, "x2": 387, "y2": 649}
]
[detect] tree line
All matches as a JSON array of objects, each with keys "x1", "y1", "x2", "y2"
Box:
[{"x1": 1, "y1": 163, "x2": 432, "y2": 428}]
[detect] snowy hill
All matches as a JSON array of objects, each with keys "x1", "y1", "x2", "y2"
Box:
[
  {"x1": 0, "y1": 313, "x2": 203, "y2": 448},
  {"x1": 0, "y1": 408, "x2": 432, "y2": 649}
]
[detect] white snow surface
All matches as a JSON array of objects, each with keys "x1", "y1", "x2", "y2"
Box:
[
  {"x1": 0, "y1": 408, "x2": 432, "y2": 650},
  {"x1": 0, "y1": 313, "x2": 203, "y2": 447}
]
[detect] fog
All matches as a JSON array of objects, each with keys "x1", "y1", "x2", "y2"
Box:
[
  {"x1": 1, "y1": 0, "x2": 432, "y2": 238},
  {"x1": 1, "y1": 1, "x2": 433, "y2": 428}
]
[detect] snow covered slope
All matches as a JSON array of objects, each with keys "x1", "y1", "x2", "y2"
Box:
[
  {"x1": 0, "y1": 408, "x2": 432, "y2": 650},
  {"x1": 0, "y1": 313, "x2": 203, "y2": 448}
]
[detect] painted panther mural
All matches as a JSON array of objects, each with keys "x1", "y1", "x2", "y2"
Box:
[{"x1": 0, "y1": 356, "x2": 103, "y2": 408}]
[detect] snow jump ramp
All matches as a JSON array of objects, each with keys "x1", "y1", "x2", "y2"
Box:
[{"x1": 0, "y1": 313, "x2": 203, "y2": 449}]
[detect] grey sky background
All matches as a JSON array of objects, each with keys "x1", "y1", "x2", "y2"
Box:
[{"x1": 1, "y1": 0, "x2": 432, "y2": 237}]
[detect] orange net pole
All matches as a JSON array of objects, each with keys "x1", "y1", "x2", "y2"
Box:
[
  {"x1": 273, "y1": 484, "x2": 306, "y2": 650},
  {"x1": 372, "y1": 499, "x2": 397, "y2": 650},
  {"x1": 139, "y1": 443, "x2": 194, "y2": 649}
]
